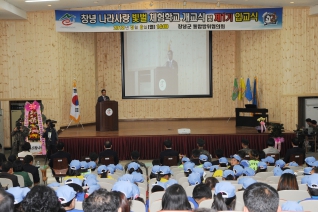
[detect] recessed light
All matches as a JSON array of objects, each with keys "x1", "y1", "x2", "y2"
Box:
[
  {"x1": 48, "y1": 4, "x2": 51, "y2": 6},
  {"x1": 290, "y1": 1, "x2": 294, "y2": 3}
]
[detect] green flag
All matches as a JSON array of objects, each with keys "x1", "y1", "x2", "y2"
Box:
[{"x1": 232, "y1": 78, "x2": 238, "y2": 101}]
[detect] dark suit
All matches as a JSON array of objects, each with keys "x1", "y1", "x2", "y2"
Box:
[
  {"x1": 165, "y1": 60, "x2": 178, "y2": 70},
  {"x1": 284, "y1": 147, "x2": 306, "y2": 163},
  {"x1": 49, "y1": 151, "x2": 71, "y2": 168},
  {"x1": 0, "y1": 153, "x2": 6, "y2": 162},
  {"x1": 23, "y1": 164, "x2": 40, "y2": 184},
  {"x1": 97, "y1": 95, "x2": 110, "y2": 102},
  {"x1": 159, "y1": 149, "x2": 179, "y2": 165},
  {"x1": 99, "y1": 149, "x2": 119, "y2": 165},
  {"x1": 0, "y1": 172, "x2": 20, "y2": 187}
]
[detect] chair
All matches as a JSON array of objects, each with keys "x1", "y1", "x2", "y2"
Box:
[
  {"x1": 268, "y1": 183, "x2": 278, "y2": 190},
  {"x1": 235, "y1": 200, "x2": 244, "y2": 211},
  {"x1": 290, "y1": 154, "x2": 304, "y2": 166},
  {"x1": 177, "y1": 176, "x2": 188, "y2": 184},
  {"x1": 266, "y1": 153, "x2": 280, "y2": 161},
  {"x1": 130, "y1": 200, "x2": 146, "y2": 212},
  {"x1": 149, "y1": 178, "x2": 158, "y2": 185},
  {"x1": 75, "y1": 201, "x2": 83, "y2": 210},
  {"x1": 232, "y1": 184, "x2": 243, "y2": 191},
  {"x1": 266, "y1": 176, "x2": 281, "y2": 184},
  {"x1": 137, "y1": 182, "x2": 147, "y2": 191},
  {"x1": 244, "y1": 154, "x2": 251, "y2": 160},
  {"x1": 189, "y1": 201, "x2": 195, "y2": 209},
  {"x1": 278, "y1": 190, "x2": 310, "y2": 202},
  {"x1": 81, "y1": 156, "x2": 91, "y2": 162},
  {"x1": 255, "y1": 172, "x2": 274, "y2": 179},
  {"x1": 298, "y1": 184, "x2": 307, "y2": 190},
  {"x1": 98, "y1": 178, "x2": 116, "y2": 184},
  {"x1": 308, "y1": 135, "x2": 317, "y2": 153},
  {"x1": 52, "y1": 158, "x2": 68, "y2": 177},
  {"x1": 299, "y1": 200, "x2": 318, "y2": 211},
  {"x1": 267, "y1": 166, "x2": 275, "y2": 172},
  {"x1": 27, "y1": 172, "x2": 34, "y2": 184},
  {"x1": 15, "y1": 175, "x2": 25, "y2": 187},
  {"x1": 18, "y1": 157, "x2": 24, "y2": 162},
  {"x1": 98, "y1": 182, "x2": 113, "y2": 191},
  {"x1": 198, "y1": 199, "x2": 213, "y2": 208},
  {"x1": 181, "y1": 181, "x2": 189, "y2": 188},
  {"x1": 150, "y1": 199, "x2": 162, "y2": 212},
  {"x1": 175, "y1": 172, "x2": 186, "y2": 179},
  {"x1": 139, "y1": 187, "x2": 146, "y2": 200},
  {"x1": 185, "y1": 185, "x2": 195, "y2": 196},
  {"x1": 163, "y1": 156, "x2": 178, "y2": 166},
  {"x1": 279, "y1": 199, "x2": 286, "y2": 206},
  {"x1": 149, "y1": 191, "x2": 165, "y2": 207},
  {"x1": 0, "y1": 178, "x2": 13, "y2": 188},
  {"x1": 235, "y1": 190, "x2": 244, "y2": 205},
  {"x1": 100, "y1": 156, "x2": 114, "y2": 165}
]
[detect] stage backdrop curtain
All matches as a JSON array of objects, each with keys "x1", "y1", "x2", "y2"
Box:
[{"x1": 60, "y1": 133, "x2": 295, "y2": 160}]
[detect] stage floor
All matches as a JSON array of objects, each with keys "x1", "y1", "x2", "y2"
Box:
[{"x1": 59, "y1": 119, "x2": 280, "y2": 137}]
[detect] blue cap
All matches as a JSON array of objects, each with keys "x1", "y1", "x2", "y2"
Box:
[
  {"x1": 233, "y1": 165, "x2": 243, "y2": 177},
  {"x1": 223, "y1": 170, "x2": 235, "y2": 178},
  {"x1": 210, "y1": 165, "x2": 219, "y2": 172},
  {"x1": 243, "y1": 178, "x2": 257, "y2": 189},
  {"x1": 107, "y1": 165, "x2": 115, "y2": 174},
  {"x1": 301, "y1": 175, "x2": 310, "y2": 184},
  {"x1": 215, "y1": 182, "x2": 236, "y2": 198},
  {"x1": 84, "y1": 173, "x2": 98, "y2": 181},
  {"x1": 128, "y1": 162, "x2": 140, "y2": 171},
  {"x1": 288, "y1": 162, "x2": 299, "y2": 167},
  {"x1": 65, "y1": 178, "x2": 82, "y2": 187},
  {"x1": 183, "y1": 162, "x2": 195, "y2": 172},
  {"x1": 305, "y1": 156, "x2": 316, "y2": 165},
  {"x1": 188, "y1": 173, "x2": 201, "y2": 185},
  {"x1": 84, "y1": 178, "x2": 98, "y2": 187},
  {"x1": 107, "y1": 164, "x2": 116, "y2": 169},
  {"x1": 87, "y1": 184, "x2": 101, "y2": 195},
  {"x1": 307, "y1": 174, "x2": 318, "y2": 189},
  {"x1": 262, "y1": 156, "x2": 275, "y2": 164},
  {"x1": 160, "y1": 166, "x2": 171, "y2": 175},
  {"x1": 7, "y1": 187, "x2": 30, "y2": 204},
  {"x1": 151, "y1": 165, "x2": 160, "y2": 174},
  {"x1": 48, "y1": 182, "x2": 60, "y2": 188},
  {"x1": 240, "y1": 160, "x2": 250, "y2": 168},
  {"x1": 238, "y1": 177, "x2": 248, "y2": 185},
  {"x1": 56, "y1": 185, "x2": 76, "y2": 204},
  {"x1": 231, "y1": 154, "x2": 242, "y2": 162},
  {"x1": 199, "y1": 154, "x2": 208, "y2": 162},
  {"x1": 115, "y1": 164, "x2": 124, "y2": 171},
  {"x1": 88, "y1": 161, "x2": 97, "y2": 169},
  {"x1": 118, "y1": 174, "x2": 134, "y2": 183},
  {"x1": 313, "y1": 161, "x2": 318, "y2": 167},
  {"x1": 165, "y1": 179, "x2": 178, "y2": 188},
  {"x1": 152, "y1": 181, "x2": 166, "y2": 190},
  {"x1": 182, "y1": 157, "x2": 190, "y2": 162},
  {"x1": 282, "y1": 169, "x2": 295, "y2": 175},
  {"x1": 257, "y1": 162, "x2": 267, "y2": 170},
  {"x1": 275, "y1": 159, "x2": 286, "y2": 168},
  {"x1": 203, "y1": 162, "x2": 212, "y2": 170},
  {"x1": 304, "y1": 167, "x2": 313, "y2": 175},
  {"x1": 281, "y1": 201, "x2": 303, "y2": 211},
  {"x1": 219, "y1": 157, "x2": 228, "y2": 165},
  {"x1": 112, "y1": 181, "x2": 134, "y2": 198},
  {"x1": 132, "y1": 172, "x2": 144, "y2": 183},
  {"x1": 97, "y1": 165, "x2": 108, "y2": 175},
  {"x1": 193, "y1": 167, "x2": 205, "y2": 178},
  {"x1": 243, "y1": 167, "x2": 255, "y2": 176},
  {"x1": 70, "y1": 160, "x2": 81, "y2": 170},
  {"x1": 80, "y1": 161, "x2": 89, "y2": 169},
  {"x1": 273, "y1": 167, "x2": 283, "y2": 176}
]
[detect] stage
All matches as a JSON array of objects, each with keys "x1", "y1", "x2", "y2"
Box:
[{"x1": 59, "y1": 119, "x2": 295, "y2": 160}]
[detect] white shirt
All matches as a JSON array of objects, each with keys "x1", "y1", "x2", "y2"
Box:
[{"x1": 18, "y1": 151, "x2": 33, "y2": 158}]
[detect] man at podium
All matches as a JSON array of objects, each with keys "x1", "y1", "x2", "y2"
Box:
[
  {"x1": 165, "y1": 50, "x2": 178, "y2": 71},
  {"x1": 97, "y1": 89, "x2": 110, "y2": 102}
]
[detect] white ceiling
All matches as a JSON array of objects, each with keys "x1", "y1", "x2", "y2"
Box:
[{"x1": 0, "y1": 0, "x2": 317, "y2": 19}]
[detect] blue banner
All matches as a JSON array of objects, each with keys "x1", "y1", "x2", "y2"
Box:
[{"x1": 55, "y1": 8, "x2": 283, "y2": 32}]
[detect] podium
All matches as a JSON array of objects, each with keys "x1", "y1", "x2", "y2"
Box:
[{"x1": 96, "y1": 101, "x2": 118, "y2": 131}]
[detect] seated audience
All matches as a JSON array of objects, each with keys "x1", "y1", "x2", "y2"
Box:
[
  {"x1": 198, "y1": 155, "x2": 208, "y2": 167},
  {"x1": 262, "y1": 156, "x2": 275, "y2": 166},
  {"x1": 194, "y1": 138, "x2": 212, "y2": 162},
  {"x1": 89, "y1": 152, "x2": 98, "y2": 164},
  {"x1": 300, "y1": 174, "x2": 318, "y2": 202},
  {"x1": 124, "y1": 150, "x2": 147, "y2": 175},
  {"x1": 7, "y1": 155, "x2": 16, "y2": 163},
  {"x1": 0, "y1": 144, "x2": 7, "y2": 162},
  {"x1": 203, "y1": 162, "x2": 212, "y2": 171},
  {"x1": 239, "y1": 139, "x2": 251, "y2": 155},
  {"x1": 188, "y1": 184, "x2": 212, "y2": 209},
  {"x1": 99, "y1": 141, "x2": 119, "y2": 165},
  {"x1": 0, "y1": 188, "x2": 14, "y2": 212},
  {"x1": 83, "y1": 188, "x2": 121, "y2": 212},
  {"x1": 243, "y1": 182, "x2": 280, "y2": 212},
  {"x1": 127, "y1": 162, "x2": 143, "y2": 174},
  {"x1": 96, "y1": 165, "x2": 112, "y2": 179},
  {"x1": 64, "y1": 160, "x2": 83, "y2": 180},
  {"x1": 188, "y1": 173, "x2": 202, "y2": 186},
  {"x1": 263, "y1": 138, "x2": 280, "y2": 155},
  {"x1": 211, "y1": 149, "x2": 223, "y2": 165},
  {"x1": 113, "y1": 191, "x2": 131, "y2": 212},
  {"x1": 248, "y1": 149, "x2": 260, "y2": 171},
  {"x1": 65, "y1": 178, "x2": 85, "y2": 201},
  {"x1": 222, "y1": 170, "x2": 235, "y2": 181},
  {"x1": 283, "y1": 137, "x2": 305, "y2": 163},
  {"x1": 152, "y1": 159, "x2": 160, "y2": 166},
  {"x1": 7, "y1": 187, "x2": 30, "y2": 212},
  {"x1": 49, "y1": 142, "x2": 72, "y2": 182},
  {"x1": 149, "y1": 165, "x2": 160, "y2": 179},
  {"x1": 218, "y1": 157, "x2": 228, "y2": 167},
  {"x1": 159, "y1": 139, "x2": 179, "y2": 165},
  {"x1": 305, "y1": 156, "x2": 315, "y2": 167},
  {"x1": 21, "y1": 185, "x2": 63, "y2": 212},
  {"x1": 184, "y1": 162, "x2": 195, "y2": 177},
  {"x1": 238, "y1": 177, "x2": 257, "y2": 191},
  {"x1": 281, "y1": 201, "x2": 304, "y2": 212},
  {"x1": 157, "y1": 166, "x2": 172, "y2": 182},
  {"x1": 56, "y1": 185, "x2": 83, "y2": 212},
  {"x1": 230, "y1": 154, "x2": 242, "y2": 167},
  {"x1": 212, "y1": 181, "x2": 236, "y2": 211},
  {"x1": 161, "y1": 184, "x2": 191, "y2": 210},
  {"x1": 18, "y1": 142, "x2": 32, "y2": 158},
  {"x1": 23, "y1": 155, "x2": 40, "y2": 185},
  {"x1": 258, "y1": 150, "x2": 266, "y2": 161},
  {"x1": 13, "y1": 160, "x2": 32, "y2": 187},
  {"x1": 277, "y1": 173, "x2": 299, "y2": 191},
  {"x1": 191, "y1": 149, "x2": 201, "y2": 165},
  {"x1": 256, "y1": 161, "x2": 267, "y2": 173},
  {"x1": 0, "y1": 161, "x2": 19, "y2": 187},
  {"x1": 178, "y1": 156, "x2": 190, "y2": 168},
  {"x1": 205, "y1": 177, "x2": 219, "y2": 191},
  {"x1": 233, "y1": 165, "x2": 244, "y2": 179}
]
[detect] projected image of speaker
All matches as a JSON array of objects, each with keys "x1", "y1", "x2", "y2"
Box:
[{"x1": 154, "y1": 67, "x2": 178, "y2": 95}]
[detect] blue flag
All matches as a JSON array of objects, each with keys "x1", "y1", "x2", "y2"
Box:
[
  {"x1": 245, "y1": 78, "x2": 253, "y2": 101},
  {"x1": 252, "y1": 78, "x2": 258, "y2": 106}
]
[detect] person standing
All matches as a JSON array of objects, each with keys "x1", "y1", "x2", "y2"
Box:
[
  {"x1": 97, "y1": 89, "x2": 110, "y2": 102},
  {"x1": 11, "y1": 118, "x2": 29, "y2": 156}
]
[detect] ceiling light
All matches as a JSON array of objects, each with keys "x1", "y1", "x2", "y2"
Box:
[
  {"x1": 216, "y1": 1, "x2": 220, "y2": 7},
  {"x1": 25, "y1": 0, "x2": 59, "y2": 2},
  {"x1": 48, "y1": 4, "x2": 51, "y2": 6},
  {"x1": 290, "y1": 1, "x2": 294, "y2": 3},
  {"x1": 183, "y1": 0, "x2": 187, "y2": 6}
]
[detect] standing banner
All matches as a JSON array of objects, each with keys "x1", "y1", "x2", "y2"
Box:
[
  {"x1": 70, "y1": 81, "x2": 80, "y2": 122},
  {"x1": 55, "y1": 8, "x2": 283, "y2": 32}
]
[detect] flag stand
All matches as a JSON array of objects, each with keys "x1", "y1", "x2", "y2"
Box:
[{"x1": 66, "y1": 120, "x2": 84, "y2": 130}]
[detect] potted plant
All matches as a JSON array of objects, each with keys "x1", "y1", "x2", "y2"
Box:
[{"x1": 267, "y1": 122, "x2": 285, "y2": 152}]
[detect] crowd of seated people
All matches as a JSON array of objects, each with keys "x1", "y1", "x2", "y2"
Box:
[{"x1": 1, "y1": 135, "x2": 318, "y2": 212}]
